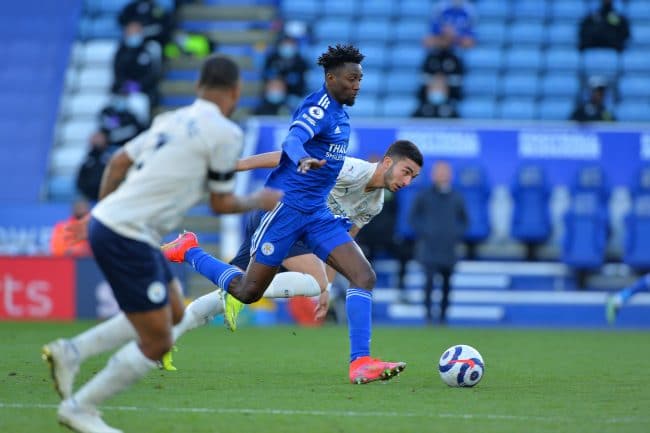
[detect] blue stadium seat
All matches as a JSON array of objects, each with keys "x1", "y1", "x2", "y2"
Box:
[
  {"x1": 378, "y1": 96, "x2": 418, "y2": 117},
  {"x1": 581, "y1": 48, "x2": 621, "y2": 77},
  {"x1": 619, "y1": 76, "x2": 650, "y2": 101},
  {"x1": 630, "y1": 25, "x2": 650, "y2": 48},
  {"x1": 394, "y1": 19, "x2": 429, "y2": 43},
  {"x1": 562, "y1": 193, "x2": 608, "y2": 270},
  {"x1": 397, "y1": 0, "x2": 432, "y2": 18},
  {"x1": 323, "y1": 0, "x2": 358, "y2": 16},
  {"x1": 353, "y1": 19, "x2": 391, "y2": 43},
  {"x1": 622, "y1": 49, "x2": 650, "y2": 73},
  {"x1": 313, "y1": 19, "x2": 353, "y2": 42},
  {"x1": 476, "y1": 22, "x2": 507, "y2": 46},
  {"x1": 510, "y1": 1, "x2": 548, "y2": 21},
  {"x1": 504, "y1": 48, "x2": 543, "y2": 71},
  {"x1": 624, "y1": 168, "x2": 650, "y2": 268},
  {"x1": 357, "y1": 67, "x2": 383, "y2": 94},
  {"x1": 280, "y1": 0, "x2": 320, "y2": 20},
  {"x1": 360, "y1": 0, "x2": 395, "y2": 17},
  {"x1": 616, "y1": 101, "x2": 650, "y2": 122},
  {"x1": 474, "y1": 0, "x2": 511, "y2": 20},
  {"x1": 347, "y1": 96, "x2": 379, "y2": 117},
  {"x1": 458, "y1": 98, "x2": 496, "y2": 119},
  {"x1": 626, "y1": 3, "x2": 650, "y2": 21},
  {"x1": 506, "y1": 22, "x2": 546, "y2": 46},
  {"x1": 541, "y1": 74, "x2": 580, "y2": 98},
  {"x1": 572, "y1": 165, "x2": 610, "y2": 210},
  {"x1": 455, "y1": 165, "x2": 491, "y2": 243},
  {"x1": 384, "y1": 70, "x2": 421, "y2": 95},
  {"x1": 546, "y1": 23, "x2": 579, "y2": 48},
  {"x1": 549, "y1": 1, "x2": 587, "y2": 23},
  {"x1": 497, "y1": 98, "x2": 537, "y2": 120},
  {"x1": 463, "y1": 72, "x2": 500, "y2": 98},
  {"x1": 544, "y1": 49, "x2": 580, "y2": 73},
  {"x1": 510, "y1": 164, "x2": 551, "y2": 243},
  {"x1": 84, "y1": 0, "x2": 132, "y2": 16},
  {"x1": 306, "y1": 68, "x2": 324, "y2": 91},
  {"x1": 537, "y1": 98, "x2": 573, "y2": 120},
  {"x1": 500, "y1": 73, "x2": 539, "y2": 98},
  {"x1": 464, "y1": 47, "x2": 503, "y2": 71},
  {"x1": 386, "y1": 45, "x2": 425, "y2": 69},
  {"x1": 356, "y1": 43, "x2": 388, "y2": 69}
]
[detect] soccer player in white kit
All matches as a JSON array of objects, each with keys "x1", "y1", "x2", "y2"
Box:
[
  {"x1": 41, "y1": 55, "x2": 282, "y2": 433},
  {"x1": 161, "y1": 140, "x2": 422, "y2": 369}
]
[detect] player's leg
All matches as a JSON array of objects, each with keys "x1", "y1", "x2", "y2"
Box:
[
  {"x1": 439, "y1": 267, "x2": 453, "y2": 323},
  {"x1": 423, "y1": 267, "x2": 435, "y2": 323},
  {"x1": 606, "y1": 273, "x2": 650, "y2": 324}
]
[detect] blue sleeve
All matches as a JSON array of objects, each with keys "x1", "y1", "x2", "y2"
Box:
[
  {"x1": 289, "y1": 104, "x2": 331, "y2": 141},
  {"x1": 282, "y1": 126, "x2": 312, "y2": 165}
]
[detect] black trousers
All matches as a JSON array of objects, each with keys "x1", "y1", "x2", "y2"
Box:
[{"x1": 422, "y1": 265, "x2": 453, "y2": 322}]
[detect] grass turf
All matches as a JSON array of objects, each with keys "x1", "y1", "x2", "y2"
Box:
[{"x1": 0, "y1": 321, "x2": 648, "y2": 433}]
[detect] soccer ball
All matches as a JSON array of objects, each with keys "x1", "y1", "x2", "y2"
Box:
[{"x1": 438, "y1": 344, "x2": 485, "y2": 387}]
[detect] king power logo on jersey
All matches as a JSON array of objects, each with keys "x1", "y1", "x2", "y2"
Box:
[{"x1": 0, "y1": 257, "x2": 75, "y2": 320}]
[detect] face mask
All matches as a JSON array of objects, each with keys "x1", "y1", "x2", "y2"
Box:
[
  {"x1": 266, "y1": 90, "x2": 286, "y2": 104},
  {"x1": 278, "y1": 43, "x2": 297, "y2": 58},
  {"x1": 427, "y1": 90, "x2": 446, "y2": 105},
  {"x1": 125, "y1": 33, "x2": 144, "y2": 48}
]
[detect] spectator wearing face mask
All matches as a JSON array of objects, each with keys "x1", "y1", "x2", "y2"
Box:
[
  {"x1": 112, "y1": 20, "x2": 162, "y2": 106},
  {"x1": 118, "y1": 0, "x2": 174, "y2": 47},
  {"x1": 262, "y1": 35, "x2": 308, "y2": 100},
  {"x1": 413, "y1": 73, "x2": 459, "y2": 119},
  {"x1": 254, "y1": 77, "x2": 292, "y2": 116}
]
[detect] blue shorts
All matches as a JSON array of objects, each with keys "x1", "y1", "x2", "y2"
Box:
[
  {"x1": 88, "y1": 217, "x2": 173, "y2": 313},
  {"x1": 229, "y1": 210, "x2": 313, "y2": 270},
  {"x1": 249, "y1": 202, "x2": 353, "y2": 267}
]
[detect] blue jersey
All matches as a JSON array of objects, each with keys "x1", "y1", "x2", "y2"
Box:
[{"x1": 265, "y1": 85, "x2": 351, "y2": 212}]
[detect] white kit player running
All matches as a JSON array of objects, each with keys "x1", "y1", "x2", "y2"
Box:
[
  {"x1": 41, "y1": 55, "x2": 282, "y2": 433},
  {"x1": 159, "y1": 140, "x2": 422, "y2": 369}
]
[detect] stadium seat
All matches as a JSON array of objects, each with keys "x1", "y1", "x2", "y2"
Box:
[
  {"x1": 397, "y1": 0, "x2": 432, "y2": 18},
  {"x1": 356, "y1": 67, "x2": 382, "y2": 94},
  {"x1": 504, "y1": 48, "x2": 543, "y2": 71},
  {"x1": 50, "y1": 146, "x2": 88, "y2": 176},
  {"x1": 500, "y1": 73, "x2": 539, "y2": 98},
  {"x1": 84, "y1": 0, "x2": 132, "y2": 16},
  {"x1": 506, "y1": 22, "x2": 546, "y2": 46},
  {"x1": 360, "y1": 0, "x2": 395, "y2": 17},
  {"x1": 546, "y1": 23, "x2": 578, "y2": 48},
  {"x1": 544, "y1": 49, "x2": 580, "y2": 73},
  {"x1": 616, "y1": 101, "x2": 650, "y2": 122},
  {"x1": 619, "y1": 76, "x2": 650, "y2": 101},
  {"x1": 571, "y1": 165, "x2": 610, "y2": 212},
  {"x1": 64, "y1": 93, "x2": 111, "y2": 119},
  {"x1": 313, "y1": 19, "x2": 353, "y2": 43},
  {"x1": 549, "y1": 0, "x2": 587, "y2": 23},
  {"x1": 323, "y1": 0, "x2": 358, "y2": 16},
  {"x1": 378, "y1": 96, "x2": 418, "y2": 118},
  {"x1": 510, "y1": 164, "x2": 551, "y2": 243},
  {"x1": 458, "y1": 98, "x2": 496, "y2": 119},
  {"x1": 76, "y1": 67, "x2": 113, "y2": 92},
  {"x1": 353, "y1": 19, "x2": 391, "y2": 43},
  {"x1": 496, "y1": 98, "x2": 537, "y2": 120},
  {"x1": 630, "y1": 25, "x2": 650, "y2": 48},
  {"x1": 510, "y1": 1, "x2": 548, "y2": 21},
  {"x1": 624, "y1": 167, "x2": 650, "y2": 268},
  {"x1": 581, "y1": 48, "x2": 621, "y2": 77},
  {"x1": 463, "y1": 47, "x2": 503, "y2": 71},
  {"x1": 537, "y1": 98, "x2": 573, "y2": 121},
  {"x1": 347, "y1": 96, "x2": 379, "y2": 117},
  {"x1": 383, "y1": 70, "x2": 421, "y2": 95},
  {"x1": 463, "y1": 72, "x2": 499, "y2": 98},
  {"x1": 455, "y1": 165, "x2": 491, "y2": 243},
  {"x1": 58, "y1": 120, "x2": 97, "y2": 144},
  {"x1": 562, "y1": 193, "x2": 608, "y2": 270},
  {"x1": 474, "y1": 0, "x2": 511, "y2": 21},
  {"x1": 622, "y1": 49, "x2": 650, "y2": 74},
  {"x1": 476, "y1": 22, "x2": 507, "y2": 46},
  {"x1": 541, "y1": 74, "x2": 580, "y2": 98},
  {"x1": 394, "y1": 19, "x2": 429, "y2": 43},
  {"x1": 280, "y1": 0, "x2": 320, "y2": 20},
  {"x1": 356, "y1": 43, "x2": 388, "y2": 69},
  {"x1": 386, "y1": 45, "x2": 425, "y2": 69}
]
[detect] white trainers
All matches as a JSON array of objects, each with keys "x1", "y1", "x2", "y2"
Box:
[
  {"x1": 42, "y1": 339, "x2": 80, "y2": 399},
  {"x1": 58, "y1": 399, "x2": 122, "y2": 433}
]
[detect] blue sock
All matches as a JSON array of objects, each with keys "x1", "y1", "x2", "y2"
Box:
[
  {"x1": 346, "y1": 288, "x2": 372, "y2": 363},
  {"x1": 620, "y1": 275, "x2": 650, "y2": 303},
  {"x1": 185, "y1": 247, "x2": 243, "y2": 292}
]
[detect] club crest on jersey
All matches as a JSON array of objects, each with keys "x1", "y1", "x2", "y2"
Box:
[
  {"x1": 147, "y1": 282, "x2": 166, "y2": 304},
  {"x1": 261, "y1": 242, "x2": 275, "y2": 256},
  {"x1": 308, "y1": 106, "x2": 324, "y2": 120}
]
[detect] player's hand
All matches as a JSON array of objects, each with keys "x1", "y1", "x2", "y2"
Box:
[
  {"x1": 254, "y1": 187, "x2": 284, "y2": 211},
  {"x1": 314, "y1": 290, "x2": 330, "y2": 322},
  {"x1": 297, "y1": 157, "x2": 326, "y2": 174},
  {"x1": 64, "y1": 214, "x2": 90, "y2": 243}
]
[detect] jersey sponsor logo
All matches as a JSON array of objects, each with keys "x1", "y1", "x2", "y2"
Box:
[
  {"x1": 147, "y1": 281, "x2": 166, "y2": 304},
  {"x1": 308, "y1": 106, "x2": 325, "y2": 120},
  {"x1": 261, "y1": 242, "x2": 275, "y2": 256}
]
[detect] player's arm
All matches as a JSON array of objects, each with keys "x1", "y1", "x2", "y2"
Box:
[
  {"x1": 209, "y1": 189, "x2": 282, "y2": 214},
  {"x1": 235, "y1": 151, "x2": 281, "y2": 172},
  {"x1": 98, "y1": 148, "x2": 133, "y2": 199}
]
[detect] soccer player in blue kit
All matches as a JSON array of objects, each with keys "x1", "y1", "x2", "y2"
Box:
[{"x1": 176, "y1": 44, "x2": 406, "y2": 384}]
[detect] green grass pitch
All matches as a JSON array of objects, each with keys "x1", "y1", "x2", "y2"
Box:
[{"x1": 1, "y1": 321, "x2": 648, "y2": 433}]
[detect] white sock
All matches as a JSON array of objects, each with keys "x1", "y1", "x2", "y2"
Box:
[
  {"x1": 74, "y1": 342, "x2": 156, "y2": 408},
  {"x1": 263, "y1": 272, "x2": 321, "y2": 298},
  {"x1": 172, "y1": 290, "x2": 223, "y2": 341},
  {"x1": 71, "y1": 313, "x2": 137, "y2": 362}
]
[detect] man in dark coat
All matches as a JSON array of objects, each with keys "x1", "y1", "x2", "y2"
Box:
[{"x1": 408, "y1": 161, "x2": 467, "y2": 323}]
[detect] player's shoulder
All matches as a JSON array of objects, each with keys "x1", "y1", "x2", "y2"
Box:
[
  {"x1": 341, "y1": 156, "x2": 374, "y2": 175},
  {"x1": 297, "y1": 87, "x2": 339, "y2": 119}
]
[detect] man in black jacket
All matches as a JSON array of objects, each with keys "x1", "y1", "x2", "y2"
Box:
[
  {"x1": 408, "y1": 161, "x2": 467, "y2": 323},
  {"x1": 579, "y1": 0, "x2": 630, "y2": 52}
]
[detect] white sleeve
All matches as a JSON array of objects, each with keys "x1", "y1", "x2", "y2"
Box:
[
  {"x1": 123, "y1": 129, "x2": 153, "y2": 161},
  {"x1": 206, "y1": 123, "x2": 243, "y2": 193}
]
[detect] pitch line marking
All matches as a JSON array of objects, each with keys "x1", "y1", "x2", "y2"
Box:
[{"x1": 0, "y1": 402, "x2": 648, "y2": 425}]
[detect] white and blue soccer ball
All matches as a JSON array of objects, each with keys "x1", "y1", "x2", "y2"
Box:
[{"x1": 438, "y1": 344, "x2": 485, "y2": 387}]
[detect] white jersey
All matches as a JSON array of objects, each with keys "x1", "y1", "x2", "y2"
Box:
[
  {"x1": 92, "y1": 99, "x2": 243, "y2": 247},
  {"x1": 327, "y1": 157, "x2": 384, "y2": 229}
]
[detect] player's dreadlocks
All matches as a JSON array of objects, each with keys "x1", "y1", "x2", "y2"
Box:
[{"x1": 317, "y1": 44, "x2": 365, "y2": 72}]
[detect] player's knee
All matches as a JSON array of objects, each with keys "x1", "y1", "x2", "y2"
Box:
[
  {"x1": 140, "y1": 332, "x2": 173, "y2": 360},
  {"x1": 351, "y1": 267, "x2": 376, "y2": 290},
  {"x1": 236, "y1": 290, "x2": 263, "y2": 304}
]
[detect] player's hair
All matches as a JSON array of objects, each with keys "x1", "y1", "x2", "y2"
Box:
[
  {"x1": 317, "y1": 44, "x2": 365, "y2": 72},
  {"x1": 384, "y1": 140, "x2": 423, "y2": 166},
  {"x1": 198, "y1": 54, "x2": 240, "y2": 89}
]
